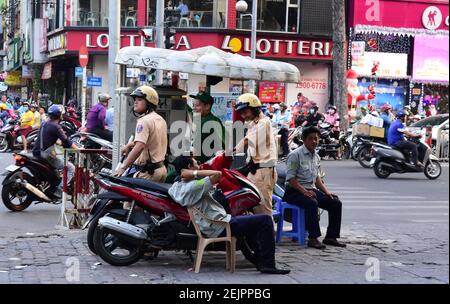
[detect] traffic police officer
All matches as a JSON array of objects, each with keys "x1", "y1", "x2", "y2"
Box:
[
  {"x1": 234, "y1": 93, "x2": 278, "y2": 216},
  {"x1": 114, "y1": 86, "x2": 168, "y2": 182}
]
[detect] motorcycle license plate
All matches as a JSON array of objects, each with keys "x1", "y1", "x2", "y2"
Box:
[
  {"x1": 369, "y1": 158, "x2": 376, "y2": 167},
  {"x1": 4, "y1": 165, "x2": 20, "y2": 173}
]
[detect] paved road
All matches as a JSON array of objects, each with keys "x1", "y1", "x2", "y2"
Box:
[{"x1": 0, "y1": 153, "x2": 448, "y2": 283}]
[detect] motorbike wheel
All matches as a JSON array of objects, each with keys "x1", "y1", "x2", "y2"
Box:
[
  {"x1": 341, "y1": 142, "x2": 351, "y2": 160},
  {"x1": 374, "y1": 161, "x2": 390, "y2": 179},
  {"x1": 357, "y1": 146, "x2": 373, "y2": 168},
  {"x1": 1, "y1": 172, "x2": 34, "y2": 212},
  {"x1": 0, "y1": 135, "x2": 9, "y2": 153},
  {"x1": 350, "y1": 143, "x2": 360, "y2": 161},
  {"x1": 87, "y1": 201, "x2": 124, "y2": 255},
  {"x1": 238, "y1": 238, "x2": 258, "y2": 267},
  {"x1": 424, "y1": 160, "x2": 442, "y2": 180},
  {"x1": 93, "y1": 223, "x2": 143, "y2": 266}
]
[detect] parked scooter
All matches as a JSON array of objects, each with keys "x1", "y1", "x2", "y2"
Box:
[
  {"x1": 0, "y1": 119, "x2": 39, "y2": 153},
  {"x1": 86, "y1": 152, "x2": 262, "y2": 267},
  {"x1": 370, "y1": 138, "x2": 442, "y2": 180}
]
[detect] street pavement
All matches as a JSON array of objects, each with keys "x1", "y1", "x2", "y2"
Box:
[{"x1": 0, "y1": 152, "x2": 448, "y2": 284}]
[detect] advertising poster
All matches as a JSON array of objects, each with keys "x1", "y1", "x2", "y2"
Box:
[
  {"x1": 413, "y1": 36, "x2": 449, "y2": 83},
  {"x1": 286, "y1": 62, "x2": 330, "y2": 112},
  {"x1": 351, "y1": 52, "x2": 408, "y2": 78},
  {"x1": 211, "y1": 93, "x2": 235, "y2": 123},
  {"x1": 357, "y1": 79, "x2": 406, "y2": 111},
  {"x1": 259, "y1": 82, "x2": 286, "y2": 103}
]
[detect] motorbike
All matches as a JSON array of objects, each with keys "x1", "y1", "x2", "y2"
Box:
[
  {"x1": 60, "y1": 113, "x2": 82, "y2": 137},
  {"x1": 0, "y1": 119, "x2": 39, "y2": 153},
  {"x1": 70, "y1": 129, "x2": 113, "y2": 172},
  {"x1": 288, "y1": 126, "x2": 303, "y2": 151},
  {"x1": 85, "y1": 152, "x2": 262, "y2": 267},
  {"x1": 370, "y1": 137, "x2": 442, "y2": 180},
  {"x1": 1, "y1": 152, "x2": 72, "y2": 211},
  {"x1": 356, "y1": 138, "x2": 390, "y2": 169},
  {"x1": 317, "y1": 122, "x2": 342, "y2": 160}
]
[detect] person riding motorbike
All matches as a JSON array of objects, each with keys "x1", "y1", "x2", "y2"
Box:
[
  {"x1": 324, "y1": 105, "x2": 340, "y2": 140},
  {"x1": 387, "y1": 111, "x2": 423, "y2": 167},
  {"x1": 113, "y1": 86, "x2": 168, "y2": 184},
  {"x1": 32, "y1": 105, "x2": 78, "y2": 199},
  {"x1": 86, "y1": 93, "x2": 113, "y2": 142},
  {"x1": 233, "y1": 93, "x2": 278, "y2": 216},
  {"x1": 302, "y1": 105, "x2": 324, "y2": 128},
  {"x1": 272, "y1": 103, "x2": 291, "y2": 157},
  {"x1": 18, "y1": 102, "x2": 35, "y2": 154}
]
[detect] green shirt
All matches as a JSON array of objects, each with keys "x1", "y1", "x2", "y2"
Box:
[{"x1": 192, "y1": 112, "x2": 225, "y2": 164}]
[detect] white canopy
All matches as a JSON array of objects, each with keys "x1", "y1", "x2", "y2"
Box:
[{"x1": 116, "y1": 46, "x2": 301, "y2": 83}]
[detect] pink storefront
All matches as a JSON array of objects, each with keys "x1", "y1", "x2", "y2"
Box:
[{"x1": 348, "y1": 0, "x2": 449, "y2": 114}]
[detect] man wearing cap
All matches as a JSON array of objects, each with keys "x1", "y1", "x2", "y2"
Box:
[
  {"x1": 234, "y1": 94, "x2": 278, "y2": 216},
  {"x1": 190, "y1": 91, "x2": 225, "y2": 164},
  {"x1": 86, "y1": 93, "x2": 113, "y2": 141},
  {"x1": 114, "y1": 86, "x2": 168, "y2": 183}
]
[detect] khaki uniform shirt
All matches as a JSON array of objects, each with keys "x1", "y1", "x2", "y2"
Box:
[
  {"x1": 134, "y1": 111, "x2": 168, "y2": 165},
  {"x1": 246, "y1": 113, "x2": 278, "y2": 167}
]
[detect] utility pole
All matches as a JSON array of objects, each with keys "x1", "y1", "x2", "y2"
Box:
[
  {"x1": 248, "y1": 0, "x2": 258, "y2": 94},
  {"x1": 154, "y1": 0, "x2": 164, "y2": 85},
  {"x1": 332, "y1": 0, "x2": 349, "y2": 131},
  {"x1": 109, "y1": 0, "x2": 121, "y2": 169}
]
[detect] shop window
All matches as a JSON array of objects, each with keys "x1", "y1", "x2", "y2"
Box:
[
  {"x1": 163, "y1": 0, "x2": 227, "y2": 28},
  {"x1": 67, "y1": 0, "x2": 137, "y2": 27},
  {"x1": 237, "y1": 0, "x2": 299, "y2": 33}
]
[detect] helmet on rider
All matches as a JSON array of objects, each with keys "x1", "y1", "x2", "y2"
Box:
[
  {"x1": 396, "y1": 110, "x2": 406, "y2": 119},
  {"x1": 48, "y1": 104, "x2": 63, "y2": 119},
  {"x1": 381, "y1": 104, "x2": 392, "y2": 113}
]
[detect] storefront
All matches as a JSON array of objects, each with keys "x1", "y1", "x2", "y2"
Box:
[
  {"x1": 348, "y1": 0, "x2": 449, "y2": 115},
  {"x1": 173, "y1": 30, "x2": 333, "y2": 112}
]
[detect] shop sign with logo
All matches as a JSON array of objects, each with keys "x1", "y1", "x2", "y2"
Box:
[
  {"x1": 259, "y1": 82, "x2": 286, "y2": 103},
  {"x1": 22, "y1": 65, "x2": 34, "y2": 79},
  {"x1": 41, "y1": 62, "x2": 52, "y2": 80},
  {"x1": 48, "y1": 33, "x2": 66, "y2": 57},
  {"x1": 5, "y1": 71, "x2": 26, "y2": 86}
]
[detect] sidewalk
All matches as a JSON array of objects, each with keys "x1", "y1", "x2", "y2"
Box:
[{"x1": 0, "y1": 223, "x2": 447, "y2": 284}]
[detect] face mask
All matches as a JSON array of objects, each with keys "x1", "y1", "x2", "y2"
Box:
[
  {"x1": 310, "y1": 109, "x2": 315, "y2": 114},
  {"x1": 23, "y1": 107, "x2": 29, "y2": 112}
]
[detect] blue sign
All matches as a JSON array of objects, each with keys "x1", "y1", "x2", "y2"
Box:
[
  {"x1": 87, "y1": 77, "x2": 102, "y2": 87},
  {"x1": 139, "y1": 74, "x2": 147, "y2": 82},
  {"x1": 75, "y1": 67, "x2": 83, "y2": 77},
  {"x1": 357, "y1": 79, "x2": 406, "y2": 112}
]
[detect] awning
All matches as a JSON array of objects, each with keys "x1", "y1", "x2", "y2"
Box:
[{"x1": 116, "y1": 46, "x2": 301, "y2": 83}]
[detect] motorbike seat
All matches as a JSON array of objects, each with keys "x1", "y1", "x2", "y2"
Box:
[
  {"x1": 118, "y1": 177, "x2": 172, "y2": 195},
  {"x1": 20, "y1": 153, "x2": 55, "y2": 169}
]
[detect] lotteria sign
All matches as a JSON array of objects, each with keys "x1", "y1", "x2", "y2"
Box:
[
  {"x1": 47, "y1": 30, "x2": 154, "y2": 56},
  {"x1": 174, "y1": 32, "x2": 332, "y2": 60},
  {"x1": 349, "y1": 0, "x2": 449, "y2": 30}
]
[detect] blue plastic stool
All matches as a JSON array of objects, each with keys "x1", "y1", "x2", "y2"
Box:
[{"x1": 272, "y1": 195, "x2": 307, "y2": 246}]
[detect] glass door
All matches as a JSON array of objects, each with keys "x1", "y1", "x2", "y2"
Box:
[{"x1": 286, "y1": 0, "x2": 299, "y2": 33}]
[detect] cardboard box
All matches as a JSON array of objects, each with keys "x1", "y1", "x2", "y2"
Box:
[
  {"x1": 370, "y1": 126, "x2": 385, "y2": 138},
  {"x1": 353, "y1": 124, "x2": 370, "y2": 136}
]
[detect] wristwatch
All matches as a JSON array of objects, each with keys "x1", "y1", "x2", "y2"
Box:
[{"x1": 193, "y1": 170, "x2": 198, "y2": 178}]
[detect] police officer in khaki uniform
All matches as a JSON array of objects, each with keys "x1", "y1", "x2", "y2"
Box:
[
  {"x1": 113, "y1": 86, "x2": 168, "y2": 182},
  {"x1": 234, "y1": 94, "x2": 278, "y2": 216}
]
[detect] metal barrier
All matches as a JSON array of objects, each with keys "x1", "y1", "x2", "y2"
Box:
[
  {"x1": 434, "y1": 125, "x2": 449, "y2": 162},
  {"x1": 59, "y1": 148, "x2": 112, "y2": 229}
]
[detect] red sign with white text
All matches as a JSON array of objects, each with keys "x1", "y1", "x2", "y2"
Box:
[
  {"x1": 349, "y1": 0, "x2": 449, "y2": 30},
  {"x1": 259, "y1": 82, "x2": 286, "y2": 103},
  {"x1": 174, "y1": 32, "x2": 333, "y2": 61}
]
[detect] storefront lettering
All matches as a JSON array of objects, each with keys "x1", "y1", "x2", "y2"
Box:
[
  {"x1": 85, "y1": 34, "x2": 144, "y2": 49},
  {"x1": 365, "y1": 0, "x2": 380, "y2": 22},
  {"x1": 422, "y1": 6, "x2": 449, "y2": 30},
  {"x1": 176, "y1": 35, "x2": 191, "y2": 50},
  {"x1": 48, "y1": 34, "x2": 66, "y2": 52},
  {"x1": 220, "y1": 36, "x2": 332, "y2": 57}
]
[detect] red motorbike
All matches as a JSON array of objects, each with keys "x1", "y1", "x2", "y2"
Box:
[
  {"x1": 85, "y1": 153, "x2": 262, "y2": 266},
  {"x1": 60, "y1": 107, "x2": 81, "y2": 137}
]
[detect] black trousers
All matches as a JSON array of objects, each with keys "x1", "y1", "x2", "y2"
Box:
[
  {"x1": 394, "y1": 141, "x2": 418, "y2": 164},
  {"x1": 89, "y1": 128, "x2": 113, "y2": 142},
  {"x1": 279, "y1": 128, "x2": 290, "y2": 157},
  {"x1": 222, "y1": 214, "x2": 276, "y2": 269},
  {"x1": 283, "y1": 187, "x2": 342, "y2": 239}
]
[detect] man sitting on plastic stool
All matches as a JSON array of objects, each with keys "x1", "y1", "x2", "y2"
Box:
[{"x1": 283, "y1": 127, "x2": 346, "y2": 249}]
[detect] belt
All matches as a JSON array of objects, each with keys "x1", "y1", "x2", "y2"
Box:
[{"x1": 133, "y1": 161, "x2": 165, "y2": 175}]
